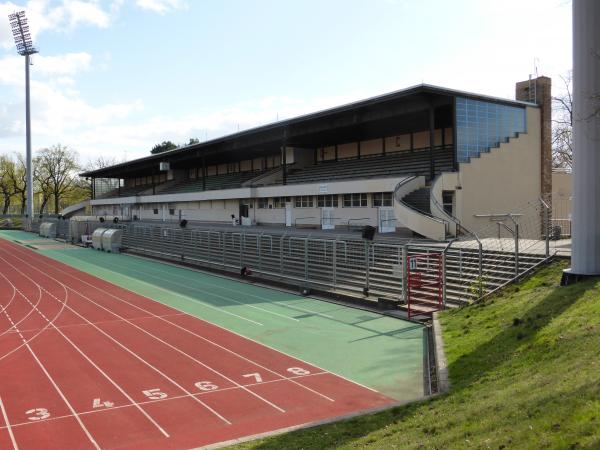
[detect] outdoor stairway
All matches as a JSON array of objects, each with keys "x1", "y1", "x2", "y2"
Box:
[{"x1": 401, "y1": 187, "x2": 431, "y2": 215}]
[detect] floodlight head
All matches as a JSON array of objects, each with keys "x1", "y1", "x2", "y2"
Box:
[{"x1": 8, "y1": 11, "x2": 38, "y2": 56}]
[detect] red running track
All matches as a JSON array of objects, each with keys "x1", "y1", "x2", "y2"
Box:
[{"x1": 0, "y1": 238, "x2": 396, "y2": 449}]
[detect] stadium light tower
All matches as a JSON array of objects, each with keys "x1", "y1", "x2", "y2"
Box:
[{"x1": 8, "y1": 11, "x2": 38, "y2": 222}]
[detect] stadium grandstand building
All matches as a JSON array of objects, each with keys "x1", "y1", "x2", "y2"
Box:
[{"x1": 81, "y1": 77, "x2": 551, "y2": 240}]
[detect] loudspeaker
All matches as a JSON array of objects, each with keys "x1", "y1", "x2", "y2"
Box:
[
  {"x1": 99, "y1": 217, "x2": 105, "y2": 223},
  {"x1": 179, "y1": 219, "x2": 188, "y2": 228},
  {"x1": 113, "y1": 217, "x2": 119, "y2": 224},
  {"x1": 362, "y1": 225, "x2": 376, "y2": 241}
]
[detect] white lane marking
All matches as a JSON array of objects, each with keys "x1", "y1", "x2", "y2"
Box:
[
  {"x1": 102, "y1": 258, "x2": 299, "y2": 322},
  {"x1": 9, "y1": 243, "x2": 380, "y2": 398},
  {"x1": 16, "y1": 247, "x2": 339, "y2": 401},
  {"x1": 0, "y1": 255, "x2": 232, "y2": 426},
  {"x1": 124, "y1": 252, "x2": 335, "y2": 319},
  {"x1": 0, "y1": 257, "x2": 69, "y2": 364},
  {"x1": 45, "y1": 253, "x2": 263, "y2": 326},
  {"x1": 0, "y1": 372, "x2": 330, "y2": 431},
  {"x1": 2, "y1": 251, "x2": 288, "y2": 414},
  {"x1": 2, "y1": 273, "x2": 170, "y2": 438},
  {"x1": 0, "y1": 396, "x2": 18, "y2": 450},
  {"x1": 0, "y1": 310, "x2": 100, "y2": 450}
]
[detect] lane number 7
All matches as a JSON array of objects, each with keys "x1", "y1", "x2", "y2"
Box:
[{"x1": 242, "y1": 372, "x2": 263, "y2": 383}]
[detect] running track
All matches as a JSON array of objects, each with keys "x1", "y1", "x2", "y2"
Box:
[{"x1": 0, "y1": 238, "x2": 396, "y2": 449}]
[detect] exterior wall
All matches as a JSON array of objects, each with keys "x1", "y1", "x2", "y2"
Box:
[
  {"x1": 454, "y1": 106, "x2": 542, "y2": 238},
  {"x1": 552, "y1": 171, "x2": 572, "y2": 219}
]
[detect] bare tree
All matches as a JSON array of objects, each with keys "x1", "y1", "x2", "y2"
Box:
[
  {"x1": 33, "y1": 156, "x2": 53, "y2": 214},
  {"x1": 4, "y1": 154, "x2": 28, "y2": 215},
  {"x1": 36, "y1": 144, "x2": 80, "y2": 214},
  {"x1": 552, "y1": 73, "x2": 573, "y2": 169},
  {"x1": 81, "y1": 155, "x2": 119, "y2": 198},
  {"x1": 0, "y1": 156, "x2": 16, "y2": 214}
]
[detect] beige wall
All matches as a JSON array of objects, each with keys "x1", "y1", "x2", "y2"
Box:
[
  {"x1": 454, "y1": 106, "x2": 542, "y2": 238},
  {"x1": 552, "y1": 171, "x2": 572, "y2": 219}
]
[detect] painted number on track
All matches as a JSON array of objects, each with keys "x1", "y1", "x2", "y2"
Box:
[
  {"x1": 195, "y1": 381, "x2": 218, "y2": 391},
  {"x1": 287, "y1": 367, "x2": 311, "y2": 376},
  {"x1": 142, "y1": 388, "x2": 168, "y2": 400},
  {"x1": 93, "y1": 398, "x2": 114, "y2": 409},
  {"x1": 242, "y1": 372, "x2": 263, "y2": 383},
  {"x1": 26, "y1": 408, "x2": 50, "y2": 421}
]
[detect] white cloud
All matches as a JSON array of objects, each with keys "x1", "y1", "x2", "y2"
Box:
[{"x1": 135, "y1": 0, "x2": 185, "y2": 14}]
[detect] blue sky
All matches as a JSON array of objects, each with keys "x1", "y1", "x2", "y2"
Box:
[{"x1": 0, "y1": 0, "x2": 572, "y2": 163}]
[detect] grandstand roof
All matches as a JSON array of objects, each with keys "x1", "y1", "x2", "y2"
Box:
[{"x1": 81, "y1": 84, "x2": 537, "y2": 179}]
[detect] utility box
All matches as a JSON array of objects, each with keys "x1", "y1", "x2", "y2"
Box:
[
  {"x1": 39, "y1": 222, "x2": 57, "y2": 238},
  {"x1": 92, "y1": 228, "x2": 107, "y2": 250},
  {"x1": 101, "y1": 228, "x2": 123, "y2": 253}
]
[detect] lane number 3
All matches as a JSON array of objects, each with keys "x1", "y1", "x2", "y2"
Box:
[{"x1": 26, "y1": 408, "x2": 50, "y2": 421}]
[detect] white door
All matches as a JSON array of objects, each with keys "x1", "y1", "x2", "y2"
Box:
[
  {"x1": 285, "y1": 203, "x2": 292, "y2": 227},
  {"x1": 321, "y1": 208, "x2": 334, "y2": 230},
  {"x1": 378, "y1": 207, "x2": 396, "y2": 233}
]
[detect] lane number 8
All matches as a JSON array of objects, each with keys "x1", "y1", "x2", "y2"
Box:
[{"x1": 287, "y1": 367, "x2": 310, "y2": 376}]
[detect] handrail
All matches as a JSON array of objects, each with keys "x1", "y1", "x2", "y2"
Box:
[
  {"x1": 394, "y1": 177, "x2": 447, "y2": 225},
  {"x1": 347, "y1": 218, "x2": 370, "y2": 227},
  {"x1": 294, "y1": 216, "x2": 316, "y2": 226}
]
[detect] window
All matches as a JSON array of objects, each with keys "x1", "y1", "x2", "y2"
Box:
[
  {"x1": 169, "y1": 208, "x2": 175, "y2": 215},
  {"x1": 295, "y1": 195, "x2": 313, "y2": 208},
  {"x1": 189, "y1": 168, "x2": 197, "y2": 179},
  {"x1": 343, "y1": 193, "x2": 367, "y2": 207},
  {"x1": 273, "y1": 196, "x2": 291, "y2": 208},
  {"x1": 258, "y1": 197, "x2": 269, "y2": 209},
  {"x1": 317, "y1": 195, "x2": 338, "y2": 207},
  {"x1": 456, "y1": 97, "x2": 526, "y2": 163},
  {"x1": 227, "y1": 162, "x2": 238, "y2": 173},
  {"x1": 153, "y1": 208, "x2": 158, "y2": 215},
  {"x1": 372, "y1": 192, "x2": 393, "y2": 207}
]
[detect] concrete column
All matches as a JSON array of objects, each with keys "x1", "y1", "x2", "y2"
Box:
[{"x1": 570, "y1": 0, "x2": 600, "y2": 276}]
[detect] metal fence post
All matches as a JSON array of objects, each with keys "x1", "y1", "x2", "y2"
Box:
[
  {"x1": 401, "y1": 245, "x2": 408, "y2": 302},
  {"x1": 332, "y1": 240, "x2": 337, "y2": 290},
  {"x1": 514, "y1": 222, "x2": 519, "y2": 276},
  {"x1": 364, "y1": 241, "x2": 370, "y2": 294},
  {"x1": 304, "y1": 238, "x2": 309, "y2": 282}
]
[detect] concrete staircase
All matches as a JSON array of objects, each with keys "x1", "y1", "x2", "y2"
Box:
[{"x1": 402, "y1": 187, "x2": 431, "y2": 215}]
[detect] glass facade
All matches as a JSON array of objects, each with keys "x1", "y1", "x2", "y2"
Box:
[{"x1": 455, "y1": 97, "x2": 527, "y2": 163}]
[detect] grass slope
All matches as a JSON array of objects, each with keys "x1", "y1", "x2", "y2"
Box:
[{"x1": 231, "y1": 260, "x2": 600, "y2": 449}]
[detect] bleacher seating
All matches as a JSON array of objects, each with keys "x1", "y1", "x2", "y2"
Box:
[
  {"x1": 96, "y1": 185, "x2": 152, "y2": 199},
  {"x1": 284, "y1": 146, "x2": 454, "y2": 184},
  {"x1": 159, "y1": 171, "x2": 263, "y2": 195}
]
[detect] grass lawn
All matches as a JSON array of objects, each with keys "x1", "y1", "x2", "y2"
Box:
[{"x1": 230, "y1": 260, "x2": 600, "y2": 449}]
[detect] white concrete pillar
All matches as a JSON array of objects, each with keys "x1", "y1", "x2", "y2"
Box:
[{"x1": 570, "y1": 0, "x2": 600, "y2": 275}]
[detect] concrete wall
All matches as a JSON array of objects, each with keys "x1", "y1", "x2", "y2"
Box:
[{"x1": 454, "y1": 106, "x2": 542, "y2": 238}]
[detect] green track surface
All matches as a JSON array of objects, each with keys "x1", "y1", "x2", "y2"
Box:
[{"x1": 0, "y1": 230, "x2": 424, "y2": 402}]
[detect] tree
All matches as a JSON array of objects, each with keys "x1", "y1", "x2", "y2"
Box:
[
  {"x1": 81, "y1": 156, "x2": 119, "y2": 199},
  {"x1": 36, "y1": 144, "x2": 80, "y2": 214},
  {"x1": 552, "y1": 73, "x2": 573, "y2": 169},
  {"x1": 0, "y1": 156, "x2": 16, "y2": 214},
  {"x1": 33, "y1": 157, "x2": 53, "y2": 214},
  {"x1": 4, "y1": 154, "x2": 27, "y2": 215},
  {"x1": 150, "y1": 141, "x2": 178, "y2": 154},
  {"x1": 187, "y1": 138, "x2": 200, "y2": 145}
]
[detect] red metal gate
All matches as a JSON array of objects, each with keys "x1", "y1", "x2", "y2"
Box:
[{"x1": 407, "y1": 252, "x2": 444, "y2": 319}]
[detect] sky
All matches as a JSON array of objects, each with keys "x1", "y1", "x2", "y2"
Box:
[{"x1": 0, "y1": 0, "x2": 572, "y2": 165}]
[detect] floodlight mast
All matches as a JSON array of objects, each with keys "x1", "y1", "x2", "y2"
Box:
[{"x1": 8, "y1": 11, "x2": 38, "y2": 225}]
